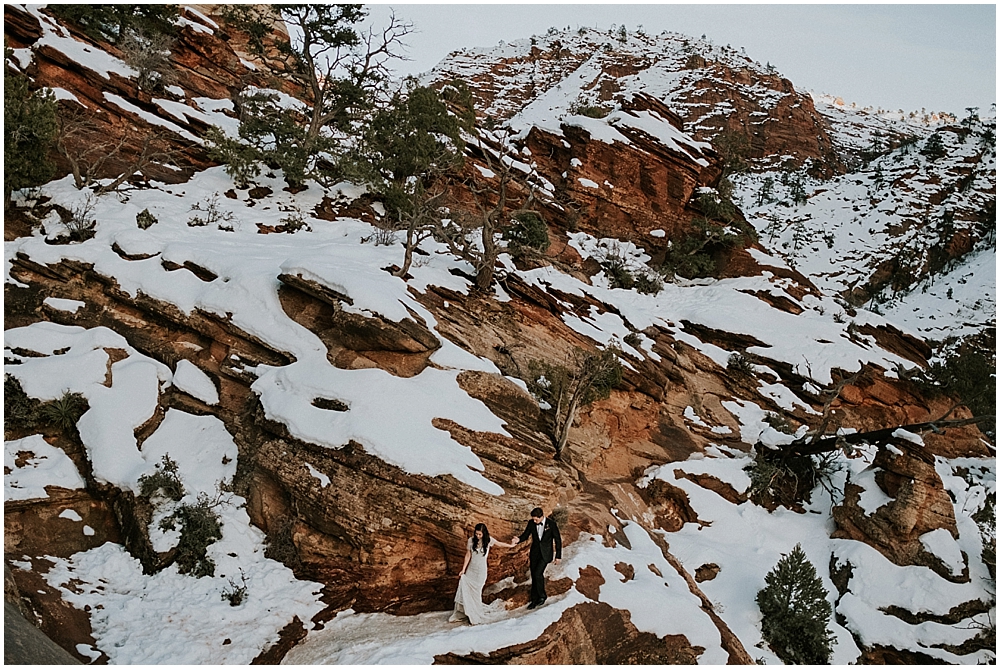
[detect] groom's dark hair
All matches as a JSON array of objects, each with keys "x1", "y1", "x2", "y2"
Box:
[{"x1": 530, "y1": 507, "x2": 544, "y2": 518}]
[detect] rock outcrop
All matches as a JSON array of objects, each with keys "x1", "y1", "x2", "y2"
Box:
[
  {"x1": 833, "y1": 442, "x2": 966, "y2": 581},
  {"x1": 427, "y1": 27, "x2": 842, "y2": 173},
  {"x1": 435, "y1": 601, "x2": 704, "y2": 664}
]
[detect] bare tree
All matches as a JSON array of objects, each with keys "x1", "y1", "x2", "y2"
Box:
[
  {"x1": 529, "y1": 346, "x2": 623, "y2": 458},
  {"x1": 58, "y1": 109, "x2": 126, "y2": 190},
  {"x1": 435, "y1": 128, "x2": 525, "y2": 292},
  {"x1": 224, "y1": 5, "x2": 412, "y2": 145},
  {"x1": 118, "y1": 28, "x2": 176, "y2": 92},
  {"x1": 97, "y1": 132, "x2": 179, "y2": 194}
]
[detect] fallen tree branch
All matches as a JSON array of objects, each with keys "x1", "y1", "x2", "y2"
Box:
[{"x1": 778, "y1": 415, "x2": 995, "y2": 460}]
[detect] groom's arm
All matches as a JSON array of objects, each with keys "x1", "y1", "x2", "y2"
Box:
[
  {"x1": 517, "y1": 521, "x2": 532, "y2": 544},
  {"x1": 551, "y1": 521, "x2": 562, "y2": 560}
]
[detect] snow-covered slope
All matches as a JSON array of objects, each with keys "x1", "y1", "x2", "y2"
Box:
[
  {"x1": 425, "y1": 27, "x2": 835, "y2": 169},
  {"x1": 4, "y1": 5, "x2": 996, "y2": 666},
  {"x1": 734, "y1": 115, "x2": 996, "y2": 343}
]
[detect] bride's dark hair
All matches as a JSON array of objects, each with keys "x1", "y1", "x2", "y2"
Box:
[{"x1": 472, "y1": 523, "x2": 490, "y2": 554}]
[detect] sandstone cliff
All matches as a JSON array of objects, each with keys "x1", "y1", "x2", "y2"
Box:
[{"x1": 4, "y1": 6, "x2": 995, "y2": 665}]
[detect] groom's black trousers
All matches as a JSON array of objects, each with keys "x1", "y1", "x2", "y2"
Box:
[{"x1": 529, "y1": 558, "x2": 548, "y2": 603}]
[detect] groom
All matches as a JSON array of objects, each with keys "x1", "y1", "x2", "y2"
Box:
[{"x1": 513, "y1": 507, "x2": 561, "y2": 609}]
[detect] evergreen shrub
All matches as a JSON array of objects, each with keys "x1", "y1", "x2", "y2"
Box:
[
  {"x1": 503, "y1": 211, "x2": 550, "y2": 252},
  {"x1": 756, "y1": 544, "x2": 836, "y2": 664},
  {"x1": 159, "y1": 494, "x2": 223, "y2": 577}
]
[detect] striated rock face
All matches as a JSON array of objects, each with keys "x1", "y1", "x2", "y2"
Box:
[
  {"x1": 434, "y1": 601, "x2": 704, "y2": 664},
  {"x1": 832, "y1": 443, "x2": 965, "y2": 581},
  {"x1": 4, "y1": 4, "x2": 271, "y2": 185},
  {"x1": 426, "y1": 27, "x2": 841, "y2": 173},
  {"x1": 516, "y1": 94, "x2": 724, "y2": 253}
]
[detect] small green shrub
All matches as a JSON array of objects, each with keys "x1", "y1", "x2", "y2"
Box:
[
  {"x1": 188, "y1": 194, "x2": 233, "y2": 227},
  {"x1": 5, "y1": 64, "x2": 58, "y2": 210},
  {"x1": 920, "y1": 132, "x2": 946, "y2": 160},
  {"x1": 159, "y1": 494, "x2": 223, "y2": 578},
  {"x1": 757, "y1": 544, "x2": 835, "y2": 664},
  {"x1": 279, "y1": 209, "x2": 308, "y2": 233},
  {"x1": 138, "y1": 454, "x2": 185, "y2": 502},
  {"x1": 136, "y1": 208, "x2": 158, "y2": 230},
  {"x1": 570, "y1": 103, "x2": 612, "y2": 119},
  {"x1": 65, "y1": 194, "x2": 98, "y2": 242},
  {"x1": 914, "y1": 331, "x2": 995, "y2": 438},
  {"x1": 745, "y1": 450, "x2": 841, "y2": 509},
  {"x1": 4, "y1": 374, "x2": 41, "y2": 434},
  {"x1": 727, "y1": 353, "x2": 755, "y2": 378},
  {"x1": 972, "y1": 492, "x2": 995, "y2": 581},
  {"x1": 48, "y1": 5, "x2": 179, "y2": 44},
  {"x1": 623, "y1": 332, "x2": 642, "y2": 349},
  {"x1": 38, "y1": 391, "x2": 88, "y2": 431},
  {"x1": 263, "y1": 514, "x2": 302, "y2": 571},
  {"x1": 221, "y1": 571, "x2": 248, "y2": 607},
  {"x1": 634, "y1": 272, "x2": 662, "y2": 295},
  {"x1": 603, "y1": 261, "x2": 634, "y2": 290},
  {"x1": 503, "y1": 211, "x2": 550, "y2": 251}
]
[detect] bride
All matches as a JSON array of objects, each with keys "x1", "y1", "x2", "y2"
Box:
[{"x1": 449, "y1": 523, "x2": 515, "y2": 625}]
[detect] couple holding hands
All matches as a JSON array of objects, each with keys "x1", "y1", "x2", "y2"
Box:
[{"x1": 449, "y1": 507, "x2": 562, "y2": 625}]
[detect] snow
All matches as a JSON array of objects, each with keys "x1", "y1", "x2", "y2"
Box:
[
  {"x1": 78, "y1": 356, "x2": 169, "y2": 490},
  {"x1": 5, "y1": 322, "x2": 173, "y2": 491},
  {"x1": 8, "y1": 171, "x2": 513, "y2": 496},
  {"x1": 648, "y1": 446, "x2": 996, "y2": 665},
  {"x1": 305, "y1": 463, "x2": 330, "y2": 488},
  {"x1": 253, "y1": 364, "x2": 507, "y2": 495},
  {"x1": 43, "y1": 407, "x2": 325, "y2": 664},
  {"x1": 177, "y1": 15, "x2": 213, "y2": 35},
  {"x1": 173, "y1": 359, "x2": 220, "y2": 405},
  {"x1": 853, "y1": 465, "x2": 893, "y2": 515},
  {"x1": 76, "y1": 644, "x2": 102, "y2": 661},
  {"x1": 683, "y1": 406, "x2": 710, "y2": 428},
  {"x1": 104, "y1": 93, "x2": 202, "y2": 144},
  {"x1": 919, "y1": 528, "x2": 966, "y2": 576},
  {"x1": 139, "y1": 410, "x2": 237, "y2": 494},
  {"x1": 892, "y1": 428, "x2": 925, "y2": 446},
  {"x1": 185, "y1": 6, "x2": 219, "y2": 30},
  {"x1": 59, "y1": 509, "x2": 83, "y2": 522},
  {"x1": 5, "y1": 433, "x2": 87, "y2": 502},
  {"x1": 51, "y1": 87, "x2": 82, "y2": 104},
  {"x1": 43, "y1": 296, "x2": 85, "y2": 312},
  {"x1": 6, "y1": 20, "x2": 995, "y2": 664},
  {"x1": 27, "y1": 6, "x2": 134, "y2": 81}
]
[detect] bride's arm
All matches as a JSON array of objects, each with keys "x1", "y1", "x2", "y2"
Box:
[
  {"x1": 492, "y1": 539, "x2": 516, "y2": 548},
  {"x1": 459, "y1": 548, "x2": 472, "y2": 576}
]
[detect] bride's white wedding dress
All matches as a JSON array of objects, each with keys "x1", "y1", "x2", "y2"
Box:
[{"x1": 449, "y1": 537, "x2": 489, "y2": 625}]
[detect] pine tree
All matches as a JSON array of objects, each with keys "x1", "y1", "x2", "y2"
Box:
[
  {"x1": 48, "y1": 5, "x2": 178, "y2": 44},
  {"x1": 756, "y1": 544, "x2": 836, "y2": 664},
  {"x1": 4, "y1": 53, "x2": 58, "y2": 209},
  {"x1": 348, "y1": 81, "x2": 467, "y2": 277},
  {"x1": 920, "y1": 132, "x2": 946, "y2": 160},
  {"x1": 209, "y1": 5, "x2": 411, "y2": 188}
]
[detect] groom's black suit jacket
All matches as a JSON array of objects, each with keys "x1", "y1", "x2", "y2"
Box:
[{"x1": 518, "y1": 517, "x2": 562, "y2": 565}]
